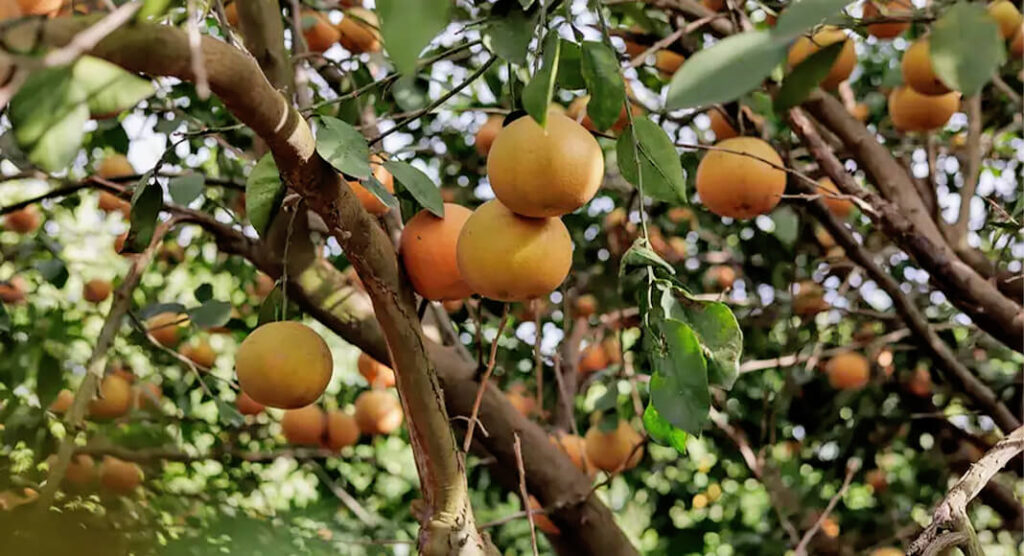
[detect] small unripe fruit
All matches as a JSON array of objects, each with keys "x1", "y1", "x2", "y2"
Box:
[
  {"x1": 325, "y1": 410, "x2": 361, "y2": 451},
  {"x1": 826, "y1": 352, "x2": 870, "y2": 390},
  {"x1": 817, "y1": 177, "x2": 854, "y2": 219},
  {"x1": 358, "y1": 352, "x2": 396, "y2": 389},
  {"x1": 863, "y1": 0, "x2": 912, "y2": 39},
  {"x1": 281, "y1": 405, "x2": 327, "y2": 445},
  {"x1": 50, "y1": 389, "x2": 74, "y2": 413},
  {"x1": 907, "y1": 367, "x2": 932, "y2": 397},
  {"x1": 866, "y1": 468, "x2": 888, "y2": 493},
  {"x1": 354, "y1": 390, "x2": 404, "y2": 435},
  {"x1": 99, "y1": 456, "x2": 143, "y2": 494},
  {"x1": 236, "y1": 391, "x2": 265, "y2": 415},
  {"x1": 88, "y1": 374, "x2": 133, "y2": 419},
  {"x1": 888, "y1": 86, "x2": 960, "y2": 132},
  {"x1": 457, "y1": 200, "x2": 572, "y2": 302},
  {"x1": 584, "y1": 420, "x2": 644, "y2": 473},
  {"x1": 346, "y1": 157, "x2": 394, "y2": 215},
  {"x1": 696, "y1": 137, "x2": 786, "y2": 219},
  {"x1": 147, "y1": 312, "x2": 187, "y2": 348},
  {"x1": 487, "y1": 110, "x2": 604, "y2": 217},
  {"x1": 902, "y1": 39, "x2": 950, "y2": 96},
  {"x1": 235, "y1": 321, "x2": 333, "y2": 409},
  {"x1": 83, "y1": 279, "x2": 112, "y2": 303},
  {"x1": 400, "y1": 204, "x2": 474, "y2": 301},
  {"x1": 787, "y1": 27, "x2": 856, "y2": 90},
  {"x1": 4, "y1": 205, "x2": 40, "y2": 233}
]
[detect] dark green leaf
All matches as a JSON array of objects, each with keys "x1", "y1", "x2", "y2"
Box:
[
  {"x1": 194, "y1": 283, "x2": 213, "y2": 304},
  {"x1": 557, "y1": 40, "x2": 586, "y2": 89},
  {"x1": 168, "y1": 173, "x2": 205, "y2": 206},
  {"x1": 36, "y1": 351, "x2": 62, "y2": 409},
  {"x1": 930, "y1": 3, "x2": 1005, "y2": 97},
  {"x1": 188, "y1": 300, "x2": 232, "y2": 329},
  {"x1": 215, "y1": 398, "x2": 245, "y2": 427},
  {"x1": 377, "y1": 0, "x2": 451, "y2": 74},
  {"x1": 620, "y1": 238, "x2": 676, "y2": 278},
  {"x1": 772, "y1": 0, "x2": 852, "y2": 38},
  {"x1": 316, "y1": 116, "x2": 371, "y2": 179},
  {"x1": 72, "y1": 56, "x2": 155, "y2": 118},
  {"x1": 666, "y1": 30, "x2": 786, "y2": 111},
  {"x1": 647, "y1": 317, "x2": 710, "y2": 436},
  {"x1": 773, "y1": 41, "x2": 844, "y2": 113},
  {"x1": 124, "y1": 181, "x2": 163, "y2": 253},
  {"x1": 392, "y1": 76, "x2": 429, "y2": 112},
  {"x1": 0, "y1": 303, "x2": 9, "y2": 334},
  {"x1": 616, "y1": 116, "x2": 687, "y2": 204},
  {"x1": 36, "y1": 259, "x2": 69, "y2": 288},
  {"x1": 362, "y1": 173, "x2": 400, "y2": 212},
  {"x1": 597, "y1": 412, "x2": 620, "y2": 433},
  {"x1": 642, "y1": 403, "x2": 688, "y2": 454},
  {"x1": 91, "y1": 120, "x2": 130, "y2": 154},
  {"x1": 8, "y1": 66, "x2": 88, "y2": 172},
  {"x1": 669, "y1": 299, "x2": 743, "y2": 390},
  {"x1": 246, "y1": 154, "x2": 285, "y2": 237},
  {"x1": 522, "y1": 34, "x2": 561, "y2": 127},
  {"x1": 483, "y1": 5, "x2": 535, "y2": 64},
  {"x1": 771, "y1": 205, "x2": 800, "y2": 247},
  {"x1": 383, "y1": 161, "x2": 442, "y2": 217},
  {"x1": 139, "y1": 302, "x2": 187, "y2": 320},
  {"x1": 593, "y1": 385, "x2": 619, "y2": 411},
  {"x1": 580, "y1": 41, "x2": 626, "y2": 131}
]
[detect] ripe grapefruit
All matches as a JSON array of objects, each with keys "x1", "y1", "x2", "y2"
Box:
[
  {"x1": 281, "y1": 404, "x2": 327, "y2": 445},
  {"x1": 400, "y1": 203, "x2": 474, "y2": 301},
  {"x1": 826, "y1": 351, "x2": 870, "y2": 389},
  {"x1": 357, "y1": 352, "x2": 396, "y2": 389},
  {"x1": 696, "y1": 137, "x2": 786, "y2": 219},
  {"x1": 50, "y1": 389, "x2": 74, "y2": 413},
  {"x1": 528, "y1": 495, "x2": 560, "y2": 535},
  {"x1": 4, "y1": 205, "x2": 40, "y2": 233},
  {"x1": 83, "y1": 279, "x2": 112, "y2": 303},
  {"x1": 325, "y1": 409, "x2": 360, "y2": 451},
  {"x1": 236, "y1": 391, "x2": 265, "y2": 415},
  {"x1": 474, "y1": 114, "x2": 503, "y2": 157},
  {"x1": 301, "y1": 10, "x2": 340, "y2": 53},
  {"x1": 354, "y1": 390, "x2": 404, "y2": 435},
  {"x1": 99, "y1": 456, "x2": 143, "y2": 494},
  {"x1": 133, "y1": 382, "x2": 162, "y2": 411},
  {"x1": 702, "y1": 265, "x2": 736, "y2": 292},
  {"x1": 988, "y1": 0, "x2": 1023, "y2": 38},
  {"x1": 180, "y1": 338, "x2": 216, "y2": 368},
  {"x1": 902, "y1": 38, "x2": 950, "y2": 95},
  {"x1": 550, "y1": 433, "x2": 593, "y2": 476},
  {"x1": 336, "y1": 8, "x2": 381, "y2": 54},
  {"x1": 235, "y1": 321, "x2": 333, "y2": 409},
  {"x1": 584, "y1": 420, "x2": 644, "y2": 473},
  {"x1": 863, "y1": 0, "x2": 912, "y2": 39},
  {"x1": 888, "y1": 86, "x2": 960, "y2": 132},
  {"x1": 346, "y1": 156, "x2": 394, "y2": 215},
  {"x1": 787, "y1": 27, "x2": 856, "y2": 90},
  {"x1": 0, "y1": 276, "x2": 26, "y2": 304},
  {"x1": 708, "y1": 107, "x2": 738, "y2": 140},
  {"x1": 88, "y1": 374, "x2": 133, "y2": 419},
  {"x1": 147, "y1": 312, "x2": 187, "y2": 347},
  {"x1": 817, "y1": 177, "x2": 854, "y2": 218}
]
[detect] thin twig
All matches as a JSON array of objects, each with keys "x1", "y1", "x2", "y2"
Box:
[
  {"x1": 794, "y1": 460, "x2": 860, "y2": 555},
  {"x1": 462, "y1": 305, "x2": 510, "y2": 452},
  {"x1": 309, "y1": 461, "x2": 382, "y2": 527},
  {"x1": 514, "y1": 432, "x2": 540, "y2": 556}
]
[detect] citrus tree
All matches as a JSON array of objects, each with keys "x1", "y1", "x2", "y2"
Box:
[{"x1": 0, "y1": 0, "x2": 1021, "y2": 554}]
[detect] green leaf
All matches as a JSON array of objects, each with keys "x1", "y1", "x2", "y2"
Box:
[
  {"x1": 616, "y1": 116, "x2": 687, "y2": 204},
  {"x1": 620, "y1": 238, "x2": 676, "y2": 278},
  {"x1": 90, "y1": 119, "x2": 130, "y2": 154},
  {"x1": 593, "y1": 387, "x2": 619, "y2": 411},
  {"x1": 483, "y1": 4, "x2": 535, "y2": 64},
  {"x1": 772, "y1": 0, "x2": 852, "y2": 39},
  {"x1": 646, "y1": 317, "x2": 710, "y2": 436},
  {"x1": 771, "y1": 205, "x2": 800, "y2": 247},
  {"x1": 666, "y1": 30, "x2": 786, "y2": 111},
  {"x1": 8, "y1": 66, "x2": 88, "y2": 172},
  {"x1": 0, "y1": 303, "x2": 9, "y2": 334},
  {"x1": 597, "y1": 412, "x2": 620, "y2": 433},
  {"x1": 377, "y1": 0, "x2": 451, "y2": 74},
  {"x1": 215, "y1": 398, "x2": 245, "y2": 427},
  {"x1": 194, "y1": 283, "x2": 214, "y2": 304},
  {"x1": 930, "y1": 2, "x2": 1005, "y2": 97},
  {"x1": 522, "y1": 34, "x2": 561, "y2": 128},
  {"x1": 557, "y1": 40, "x2": 586, "y2": 90},
  {"x1": 671, "y1": 300, "x2": 743, "y2": 390},
  {"x1": 36, "y1": 351, "x2": 62, "y2": 409},
  {"x1": 392, "y1": 76, "x2": 429, "y2": 112},
  {"x1": 246, "y1": 154, "x2": 285, "y2": 237},
  {"x1": 580, "y1": 41, "x2": 626, "y2": 131},
  {"x1": 316, "y1": 116, "x2": 371, "y2": 179},
  {"x1": 137, "y1": 0, "x2": 173, "y2": 21},
  {"x1": 124, "y1": 181, "x2": 163, "y2": 253},
  {"x1": 36, "y1": 259, "x2": 69, "y2": 288},
  {"x1": 382, "y1": 161, "x2": 441, "y2": 217},
  {"x1": 188, "y1": 300, "x2": 232, "y2": 329},
  {"x1": 642, "y1": 403, "x2": 688, "y2": 454},
  {"x1": 72, "y1": 56, "x2": 155, "y2": 118},
  {"x1": 257, "y1": 286, "x2": 283, "y2": 326},
  {"x1": 168, "y1": 173, "x2": 205, "y2": 206},
  {"x1": 773, "y1": 41, "x2": 844, "y2": 113},
  {"x1": 362, "y1": 173, "x2": 400, "y2": 211}
]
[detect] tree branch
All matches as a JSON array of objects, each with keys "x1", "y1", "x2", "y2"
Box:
[{"x1": 952, "y1": 95, "x2": 982, "y2": 246}]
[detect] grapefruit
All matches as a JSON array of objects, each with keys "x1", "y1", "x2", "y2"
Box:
[
  {"x1": 696, "y1": 137, "x2": 786, "y2": 219},
  {"x1": 400, "y1": 204, "x2": 474, "y2": 300},
  {"x1": 236, "y1": 321, "x2": 333, "y2": 409}
]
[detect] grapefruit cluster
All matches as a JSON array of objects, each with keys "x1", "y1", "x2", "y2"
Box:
[
  {"x1": 224, "y1": 3, "x2": 380, "y2": 55},
  {"x1": 278, "y1": 395, "x2": 400, "y2": 450}
]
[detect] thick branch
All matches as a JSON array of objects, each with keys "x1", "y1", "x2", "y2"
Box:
[{"x1": 235, "y1": 0, "x2": 293, "y2": 94}]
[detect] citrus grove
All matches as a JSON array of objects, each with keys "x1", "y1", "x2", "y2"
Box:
[{"x1": 0, "y1": 0, "x2": 1022, "y2": 555}]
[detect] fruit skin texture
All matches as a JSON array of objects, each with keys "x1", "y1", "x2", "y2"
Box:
[
  {"x1": 50, "y1": 389, "x2": 74, "y2": 413},
  {"x1": 97, "y1": 154, "x2": 135, "y2": 178},
  {"x1": 888, "y1": 86, "x2": 960, "y2": 132},
  {"x1": 850, "y1": 102, "x2": 870, "y2": 122},
  {"x1": 100, "y1": 456, "x2": 143, "y2": 494},
  {"x1": 578, "y1": 344, "x2": 610, "y2": 375},
  {"x1": 88, "y1": 374, "x2": 133, "y2": 419},
  {"x1": 347, "y1": 157, "x2": 394, "y2": 215},
  {"x1": 0, "y1": 276, "x2": 27, "y2": 304},
  {"x1": 180, "y1": 338, "x2": 217, "y2": 368},
  {"x1": 826, "y1": 352, "x2": 870, "y2": 389},
  {"x1": 566, "y1": 95, "x2": 642, "y2": 134},
  {"x1": 550, "y1": 433, "x2": 594, "y2": 476},
  {"x1": 301, "y1": 10, "x2": 340, "y2": 53},
  {"x1": 16, "y1": 0, "x2": 61, "y2": 16},
  {"x1": 281, "y1": 405, "x2": 327, "y2": 445},
  {"x1": 354, "y1": 390, "x2": 404, "y2": 435},
  {"x1": 902, "y1": 39, "x2": 950, "y2": 96},
  {"x1": 64, "y1": 455, "x2": 96, "y2": 487},
  {"x1": 83, "y1": 279, "x2": 112, "y2": 303},
  {"x1": 487, "y1": 110, "x2": 604, "y2": 218},
  {"x1": 708, "y1": 108, "x2": 738, "y2": 140},
  {"x1": 357, "y1": 352, "x2": 396, "y2": 388},
  {"x1": 456, "y1": 200, "x2": 573, "y2": 302},
  {"x1": 5, "y1": 205, "x2": 40, "y2": 233},
  {"x1": 236, "y1": 391, "x2": 265, "y2": 415},
  {"x1": 400, "y1": 204, "x2": 474, "y2": 301},
  {"x1": 236, "y1": 321, "x2": 333, "y2": 409},
  {"x1": 336, "y1": 8, "x2": 381, "y2": 54},
  {"x1": 989, "y1": 0, "x2": 1023, "y2": 38},
  {"x1": 474, "y1": 114, "x2": 503, "y2": 157},
  {"x1": 863, "y1": 0, "x2": 912, "y2": 39},
  {"x1": 147, "y1": 312, "x2": 187, "y2": 347},
  {"x1": 696, "y1": 137, "x2": 786, "y2": 219},
  {"x1": 584, "y1": 421, "x2": 645, "y2": 473},
  {"x1": 325, "y1": 410, "x2": 360, "y2": 451},
  {"x1": 787, "y1": 27, "x2": 856, "y2": 90},
  {"x1": 870, "y1": 548, "x2": 905, "y2": 556},
  {"x1": 817, "y1": 177, "x2": 854, "y2": 219}
]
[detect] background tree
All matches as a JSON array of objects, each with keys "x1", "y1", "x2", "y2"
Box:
[{"x1": 0, "y1": 0, "x2": 1021, "y2": 555}]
